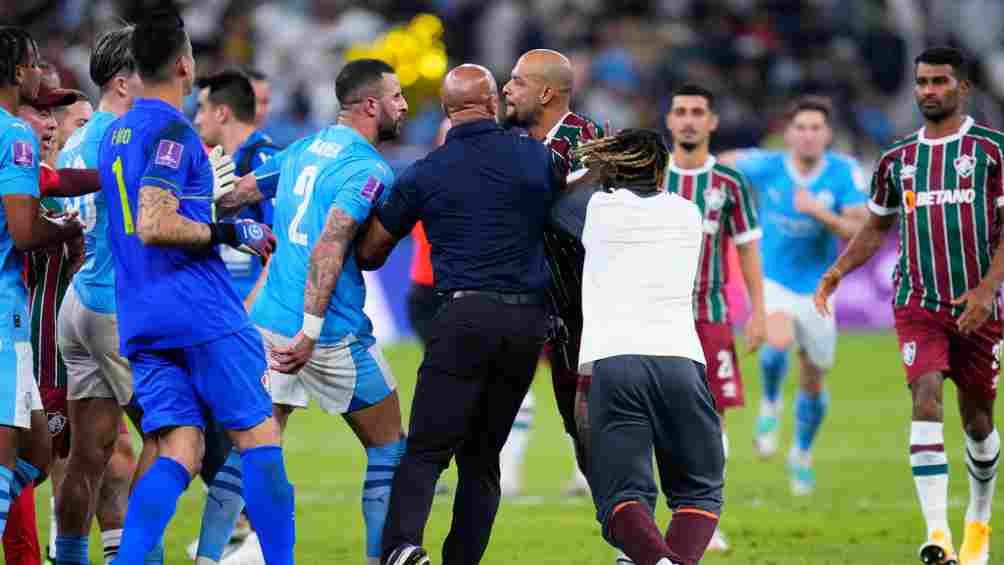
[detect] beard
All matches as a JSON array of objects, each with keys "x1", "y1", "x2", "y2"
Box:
[
  {"x1": 679, "y1": 141, "x2": 699, "y2": 152},
  {"x1": 502, "y1": 104, "x2": 536, "y2": 130},
  {"x1": 377, "y1": 115, "x2": 402, "y2": 142},
  {"x1": 918, "y1": 97, "x2": 958, "y2": 123}
]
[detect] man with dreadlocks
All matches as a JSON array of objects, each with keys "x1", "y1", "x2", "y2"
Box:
[
  {"x1": 500, "y1": 48, "x2": 604, "y2": 497},
  {"x1": 576, "y1": 129, "x2": 724, "y2": 565},
  {"x1": 0, "y1": 25, "x2": 84, "y2": 539}
]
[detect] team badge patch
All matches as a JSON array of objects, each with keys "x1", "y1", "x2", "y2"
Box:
[
  {"x1": 47, "y1": 412, "x2": 67, "y2": 436},
  {"x1": 154, "y1": 139, "x2": 184, "y2": 169},
  {"x1": 12, "y1": 140, "x2": 34, "y2": 167},
  {"x1": 704, "y1": 188, "x2": 726, "y2": 211},
  {"x1": 360, "y1": 176, "x2": 385, "y2": 202},
  {"x1": 902, "y1": 341, "x2": 917, "y2": 367},
  {"x1": 954, "y1": 154, "x2": 975, "y2": 178}
]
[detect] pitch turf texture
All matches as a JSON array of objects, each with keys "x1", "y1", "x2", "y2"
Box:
[{"x1": 27, "y1": 333, "x2": 1004, "y2": 564}]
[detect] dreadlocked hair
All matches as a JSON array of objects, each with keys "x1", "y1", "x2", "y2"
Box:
[
  {"x1": 572, "y1": 129, "x2": 668, "y2": 192},
  {"x1": 0, "y1": 26, "x2": 38, "y2": 88}
]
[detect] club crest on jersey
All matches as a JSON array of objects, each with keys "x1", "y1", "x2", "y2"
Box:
[
  {"x1": 954, "y1": 154, "x2": 976, "y2": 178},
  {"x1": 12, "y1": 140, "x2": 34, "y2": 167},
  {"x1": 704, "y1": 188, "x2": 726, "y2": 211},
  {"x1": 900, "y1": 165, "x2": 917, "y2": 181},
  {"x1": 360, "y1": 176, "x2": 384, "y2": 202},
  {"x1": 154, "y1": 140, "x2": 184, "y2": 169},
  {"x1": 902, "y1": 341, "x2": 916, "y2": 366}
]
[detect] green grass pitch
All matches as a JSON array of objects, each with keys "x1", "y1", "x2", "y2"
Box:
[{"x1": 26, "y1": 333, "x2": 1004, "y2": 563}]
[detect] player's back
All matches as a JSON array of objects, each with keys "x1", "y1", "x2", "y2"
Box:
[
  {"x1": 251, "y1": 124, "x2": 393, "y2": 348},
  {"x1": 737, "y1": 149, "x2": 865, "y2": 293},
  {"x1": 59, "y1": 111, "x2": 118, "y2": 314},
  {"x1": 99, "y1": 98, "x2": 246, "y2": 357},
  {"x1": 0, "y1": 109, "x2": 40, "y2": 324}
]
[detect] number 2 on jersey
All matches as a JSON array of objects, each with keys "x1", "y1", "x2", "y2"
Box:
[
  {"x1": 289, "y1": 166, "x2": 318, "y2": 246},
  {"x1": 112, "y1": 156, "x2": 135, "y2": 234}
]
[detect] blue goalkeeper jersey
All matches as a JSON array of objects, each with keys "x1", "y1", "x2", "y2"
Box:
[
  {"x1": 58, "y1": 110, "x2": 118, "y2": 314},
  {"x1": 250, "y1": 124, "x2": 394, "y2": 347},
  {"x1": 0, "y1": 107, "x2": 40, "y2": 339},
  {"x1": 735, "y1": 149, "x2": 867, "y2": 294},
  {"x1": 99, "y1": 98, "x2": 248, "y2": 357}
]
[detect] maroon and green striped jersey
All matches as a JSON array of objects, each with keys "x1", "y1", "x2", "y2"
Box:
[
  {"x1": 27, "y1": 193, "x2": 73, "y2": 389},
  {"x1": 869, "y1": 116, "x2": 1004, "y2": 319},
  {"x1": 664, "y1": 156, "x2": 761, "y2": 323},
  {"x1": 545, "y1": 112, "x2": 604, "y2": 178}
]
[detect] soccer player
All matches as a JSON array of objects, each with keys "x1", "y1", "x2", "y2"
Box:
[
  {"x1": 663, "y1": 83, "x2": 765, "y2": 553},
  {"x1": 243, "y1": 68, "x2": 272, "y2": 130},
  {"x1": 720, "y1": 95, "x2": 867, "y2": 495},
  {"x1": 575, "y1": 129, "x2": 723, "y2": 565},
  {"x1": 219, "y1": 58, "x2": 409, "y2": 565},
  {"x1": 52, "y1": 26, "x2": 150, "y2": 565},
  {"x1": 97, "y1": 11, "x2": 293, "y2": 564},
  {"x1": 190, "y1": 68, "x2": 278, "y2": 564},
  {"x1": 0, "y1": 25, "x2": 84, "y2": 538},
  {"x1": 816, "y1": 46, "x2": 1001, "y2": 565},
  {"x1": 500, "y1": 48, "x2": 604, "y2": 497}
]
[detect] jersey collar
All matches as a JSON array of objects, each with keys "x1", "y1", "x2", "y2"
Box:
[
  {"x1": 667, "y1": 155, "x2": 716, "y2": 175},
  {"x1": 784, "y1": 152, "x2": 828, "y2": 187},
  {"x1": 918, "y1": 115, "x2": 974, "y2": 145},
  {"x1": 133, "y1": 98, "x2": 187, "y2": 120},
  {"x1": 543, "y1": 112, "x2": 573, "y2": 146}
]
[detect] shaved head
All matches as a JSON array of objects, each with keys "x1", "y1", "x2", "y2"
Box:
[
  {"x1": 441, "y1": 64, "x2": 498, "y2": 123},
  {"x1": 502, "y1": 49, "x2": 573, "y2": 134}
]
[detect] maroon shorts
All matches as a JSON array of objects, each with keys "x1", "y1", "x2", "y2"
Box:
[
  {"x1": 39, "y1": 383, "x2": 69, "y2": 458},
  {"x1": 893, "y1": 305, "x2": 1001, "y2": 400},
  {"x1": 695, "y1": 320, "x2": 744, "y2": 411}
]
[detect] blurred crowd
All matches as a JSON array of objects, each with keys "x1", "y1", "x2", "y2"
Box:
[{"x1": 7, "y1": 0, "x2": 1004, "y2": 170}]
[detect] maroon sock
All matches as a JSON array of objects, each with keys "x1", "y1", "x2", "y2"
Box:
[
  {"x1": 608, "y1": 502, "x2": 674, "y2": 565},
  {"x1": 664, "y1": 509, "x2": 719, "y2": 564}
]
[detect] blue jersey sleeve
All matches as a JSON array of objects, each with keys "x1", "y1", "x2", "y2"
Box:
[
  {"x1": 139, "y1": 121, "x2": 198, "y2": 196},
  {"x1": 734, "y1": 149, "x2": 777, "y2": 189},
  {"x1": 0, "y1": 124, "x2": 41, "y2": 197},
  {"x1": 329, "y1": 157, "x2": 395, "y2": 225},
  {"x1": 376, "y1": 163, "x2": 420, "y2": 238},
  {"x1": 835, "y1": 158, "x2": 868, "y2": 211}
]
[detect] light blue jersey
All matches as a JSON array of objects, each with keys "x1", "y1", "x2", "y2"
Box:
[
  {"x1": 0, "y1": 107, "x2": 40, "y2": 341},
  {"x1": 58, "y1": 111, "x2": 117, "y2": 314},
  {"x1": 250, "y1": 125, "x2": 394, "y2": 347},
  {"x1": 736, "y1": 149, "x2": 867, "y2": 294}
]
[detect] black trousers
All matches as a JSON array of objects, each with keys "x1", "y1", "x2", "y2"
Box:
[
  {"x1": 406, "y1": 282, "x2": 442, "y2": 348},
  {"x1": 382, "y1": 294, "x2": 548, "y2": 565},
  {"x1": 588, "y1": 355, "x2": 724, "y2": 543}
]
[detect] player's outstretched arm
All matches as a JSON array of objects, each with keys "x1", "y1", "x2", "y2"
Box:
[
  {"x1": 270, "y1": 207, "x2": 357, "y2": 374},
  {"x1": 3, "y1": 195, "x2": 83, "y2": 251},
  {"x1": 216, "y1": 173, "x2": 263, "y2": 217},
  {"x1": 356, "y1": 216, "x2": 401, "y2": 271},
  {"x1": 44, "y1": 169, "x2": 101, "y2": 198},
  {"x1": 737, "y1": 240, "x2": 767, "y2": 352},
  {"x1": 136, "y1": 185, "x2": 212, "y2": 247},
  {"x1": 814, "y1": 211, "x2": 895, "y2": 316}
]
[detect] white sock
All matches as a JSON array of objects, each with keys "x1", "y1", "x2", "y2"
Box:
[
  {"x1": 721, "y1": 431, "x2": 730, "y2": 461},
  {"x1": 911, "y1": 421, "x2": 950, "y2": 538},
  {"x1": 101, "y1": 528, "x2": 123, "y2": 562},
  {"x1": 760, "y1": 397, "x2": 781, "y2": 419},
  {"x1": 965, "y1": 428, "x2": 1000, "y2": 523},
  {"x1": 500, "y1": 390, "x2": 534, "y2": 484},
  {"x1": 49, "y1": 497, "x2": 57, "y2": 557}
]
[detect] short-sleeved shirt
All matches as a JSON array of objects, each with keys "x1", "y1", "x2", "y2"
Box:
[
  {"x1": 377, "y1": 119, "x2": 560, "y2": 293},
  {"x1": 868, "y1": 116, "x2": 1004, "y2": 318},
  {"x1": 735, "y1": 149, "x2": 867, "y2": 294},
  {"x1": 219, "y1": 129, "x2": 278, "y2": 299},
  {"x1": 665, "y1": 156, "x2": 761, "y2": 323},
  {"x1": 0, "y1": 107, "x2": 40, "y2": 338},
  {"x1": 59, "y1": 110, "x2": 118, "y2": 314},
  {"x1": 98, "y1": 98, "x2": 248, "y2": 357},
  {"x1": 250, "y1": 124, "x2": 394, "y2": 346}
]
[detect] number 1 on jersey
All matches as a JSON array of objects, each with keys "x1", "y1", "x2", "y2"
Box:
[
  {"x1": 112, "y1": 156, "x2": 135, "y2": 234},
  {"x1": 289, "y1": 166, "x2": 318, "y2": 246}
]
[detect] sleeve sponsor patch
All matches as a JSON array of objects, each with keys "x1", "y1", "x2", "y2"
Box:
[
  {"x1": 360, "y1": 176, "x2": 385, "y2": 202},
  {"x1": 154, "y1": 139, "x2": 184, "y2": 169},
  {"x1": 12, "y1": 140, "x2": 34, "y2": 167}
]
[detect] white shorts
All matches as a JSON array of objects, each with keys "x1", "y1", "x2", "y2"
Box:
[
  {"x1": 0, "y1": 339, "x2": 43, "y2": 429},
  {"x1": 58, "y1": 286, "x2": 133, "y2": 406},
  {"x1": 258, "y1": 327, "x2": 396, "y2": 415},
  {"x1": 764, "y1": 279, "x2": 837, "y2": 370}
]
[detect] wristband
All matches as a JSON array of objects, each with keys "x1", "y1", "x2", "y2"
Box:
[
  {"x1": 302, "y1": 313, "x2": 324, "y2": 340},
  {"x1": 207, "y1": 222, "x2": 239, "y2": 247}
]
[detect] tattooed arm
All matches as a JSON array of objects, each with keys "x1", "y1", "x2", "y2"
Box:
[
  {"x1": 269, "y1": 206, "x2": 358, "y2": 374},
  {"x1": 216, "y1": 174, "x2": 265, "y2": 217},
  {"x1": 136, "y1": 186, "x2": 212, "y2": 247}
]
